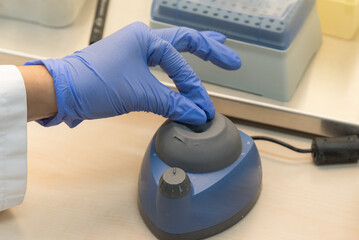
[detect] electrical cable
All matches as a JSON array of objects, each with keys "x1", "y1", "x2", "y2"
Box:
[
  {"x1": 251, "y1": 136, "x2": 313, "y2": 153},
  {"x1": 251, "y1": 135, "x2": 359, "y2": 165}
]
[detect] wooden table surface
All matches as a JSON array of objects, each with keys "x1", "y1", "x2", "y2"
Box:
[{"x1": 0, "y1": 112, "x2": 358, "y2": 240}]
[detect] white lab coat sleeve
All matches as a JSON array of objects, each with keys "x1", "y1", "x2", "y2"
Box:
[{"x1": 0, "y1": 65, "x2": 27, "y2": 212}]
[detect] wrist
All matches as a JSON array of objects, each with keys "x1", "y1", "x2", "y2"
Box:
[
  {"x1": 25, "y1": 58, "x2": 85, "y2": 128},
  {"x1": 17, "y1": 65, "x2": 58, "y2": 122}
]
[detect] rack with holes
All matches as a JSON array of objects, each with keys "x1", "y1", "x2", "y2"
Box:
[{"x1": 151, "y1": 0, "x2": 322, "y2": 101}]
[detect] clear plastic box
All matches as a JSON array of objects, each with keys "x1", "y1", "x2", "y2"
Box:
[
  {"x1": 151, "y1": 0, "x2": 322, "y2": 101},
  {"x1": 152, "y1": 0, "x2": 314, "y2": 50},
  {"x1": 317, "y1": 0, "x2": 359, "y2": 39},
  {"x1": 0, "y1": 0, "x2": 87, "y2": 27}
]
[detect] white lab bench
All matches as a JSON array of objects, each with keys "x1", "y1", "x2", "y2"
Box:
[{"x1": 0, "y1": 1, "x2": 358, "y2": 239}]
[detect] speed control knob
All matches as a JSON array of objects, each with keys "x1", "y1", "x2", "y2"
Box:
[{"x1": 159, "y1": 168, "x2": 191, "y2": 199}]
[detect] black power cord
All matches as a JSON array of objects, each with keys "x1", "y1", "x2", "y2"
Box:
[
  {"x1": 252, "y1": 136, "x2": 313, "y2": 153},
  {"x1": 251, "y1": 135, "x2": 359, "y2": 165}
]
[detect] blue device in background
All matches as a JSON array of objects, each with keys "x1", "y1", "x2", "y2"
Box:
[
  {"x1": 150, "y1": 0, "x2": 322, "y2": 101},
  {"x1": 138, "y1": 113, "x2": 262, "y2": 239},
  {"x1": 151, "y1": 0, "x2": 315, "y2": 50}
]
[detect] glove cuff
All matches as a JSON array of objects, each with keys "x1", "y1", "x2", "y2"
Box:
[{"x1": 25, "y1": 59, "x2": 83, "y2": 128}]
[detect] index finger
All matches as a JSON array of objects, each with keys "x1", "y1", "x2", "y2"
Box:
[
  {"x1": 148, "y1": 33, "x2": 215, "y2": 120},
  {"x1": 152, "y1": 27, "x2": 241, "y2": 70}
]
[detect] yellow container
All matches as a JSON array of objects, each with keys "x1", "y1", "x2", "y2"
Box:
[{"x1": 317, "y1": 0, "x2": 359, "y2": 39}]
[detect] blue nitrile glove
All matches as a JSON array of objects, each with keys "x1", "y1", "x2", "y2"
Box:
[{"x1": 26, "y1": 22, "x2": 241, "y2": 128}]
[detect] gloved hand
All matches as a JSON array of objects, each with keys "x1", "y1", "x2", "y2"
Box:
[{"x1": 26, "y1": 22, "x2": 241, "y2": 128}]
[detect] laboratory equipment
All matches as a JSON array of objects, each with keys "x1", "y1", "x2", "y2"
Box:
[
  {"x1": 317, "y1": 0, "x2": 359, "y2": 39},
  {"x1": 137, "y1": 113, "x2": 262, "y2": 240},
  {"x1": 0, "y1": 0, "x2": 86, "y2": 27},
  {"x1": 150, "y1": 0, "x2": 322, "y2": 101},
  {"x1": 89, "y1": 0, "x2": 110, "y2": 44}
]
